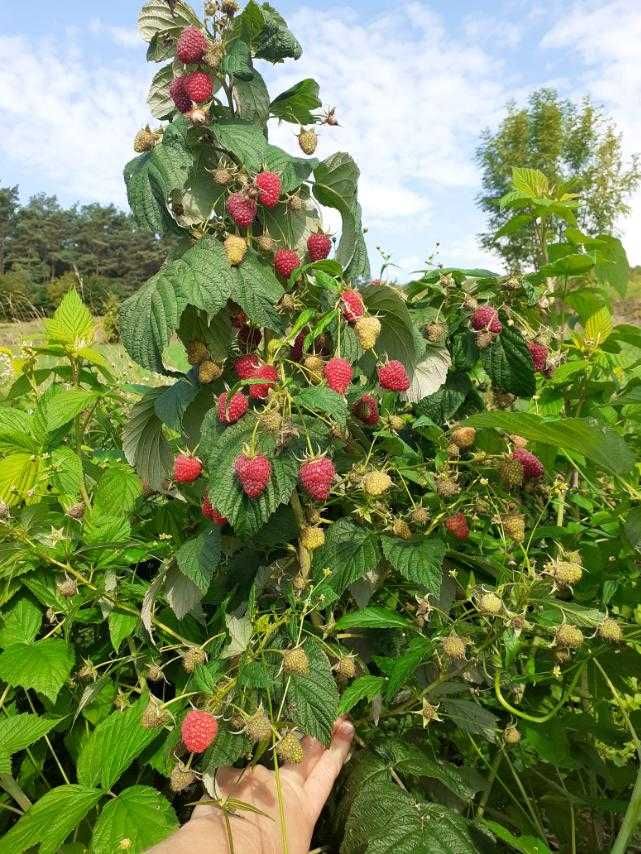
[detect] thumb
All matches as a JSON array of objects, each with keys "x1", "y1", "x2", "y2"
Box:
[{"x1": 303, "y1": 718, "x2": 354, "y2": 820}]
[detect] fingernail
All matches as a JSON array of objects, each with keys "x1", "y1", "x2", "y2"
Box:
[{"x1": 339, "y1": 719, "x2": 354, "y2": 737}]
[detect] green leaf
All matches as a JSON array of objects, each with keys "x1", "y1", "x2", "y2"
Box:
[
  {"x1": 286, "y1": 638, "x2": 339, "y2": 745},
  {"x1": 222, "y1": 39, "x2": 254, "y2": 80},
  {"x1": 0, "y1": 713, "x2": 61, "y2": 757},
  {"x1": 511, "y1": 166, "x2": 549, "y2": 198},
  {"x1": 147, "y1": 63, "x2": 174, "y2": 119},
  {"x1": 0, "y1": 596, "x2": 42, "y2": 647},
  {"x1": 467, "y1": 411, "x2": 635, "y2": 475},
  {"x1": 94, "y1": 463, "x2": 142, "y2": 516},
  {"x1": 0, "y1": 785, "x2": 103, "y2": 854},
  {"x1": 108, "y1": 612, "x2": 139, "y2": 652},
  {"x1": 441, "y1": 698, "x2": 498, "y2": 740},
  {"x1": 338, "y1": 676, "x2": 385, "y2": 715},
  {"x1": 381, "y1": 740, "x2": 483, "y2": 801},
  {"x1": 40, "y1": 389, "x2": 97, "y2": 432},
  {"x1": 0, "y1": 453, "x2": 42, "y2": 505},
  {"x1": 481, "y1": 821, "x2": 552, "y2": 854},
  {"x1": 270, "y1": 79, "x2": 321, "y2": 124},
  {"x1": 294, "y1": 386, "x2": 348, "y2": 426},
  {"x1": 82, "y1": 507, "x2": 131, "y2": 545},
  {"x1": 415, "y1": 373, "x2": 473, "y2": 425},
  {"x1": 77, "y1": 699, "x2": 160, "y2": 791},
  {"x1": 120, "y1": 237, "x2": 235, "y2": 372},
  {"x1": 481, "y1": 325, "x2": 535, "y2": 397},
  {"x1": 49, "y1": 447, "x2": 83, "y2": 496},
  {"x1": 334, "y1": 607, "x2": 412, "y2": 631},
  {"x1": 45, "y1": 289, "x2": 94, "y2": 347},
  {"x1": 138, "y1": 0, "x2": 200, "y2": 42},
  {"x1": 122, "y1": 388, "x2": 172, "y2": 491},
  {"x1": 494, "y1": 213, "x2": 533, "y2": 238},
  {"x1": 312, "y1": 519, "x2": 380, "y2": 597},
  {"x1": 254, "y1": 3, "x2": 302, "y2": 62},
  {"x1": 624, "y1": 507, "x2": 641, "y2": 552},
  {"x1": 538, "y1": 253, "x2": 594, "y2": 278},
  {"x1": 380, "y1": 536, "x2": 445, "y2": 594},
  {"x1": 362, "y1": 284, "x2": 420, "y2": 368},
  {"x1": 232, "y1": 251, "x2": 284, "y2": 330},
  {"x1": 92, "y1": 785, "x2": 178, "y2": 854},
  {"x1": 234, "y1": 70, "x2": 271, "y2": 126},
  {"x1": 236, "y1": 0, "x2": 265, "y2": 46},
  {"x1": 210, "y1": 119, "x2": 268, "y2": 172},
  {"x1": 313, "y1": 153, "x2": 370, "y2": 278},
  {"x1": 205, "y1": 725, "x2": 251, "y2": 770},
  {"x1": 0, "y1": 639, "x2": 74, "y2": 702},
  {"x1": 207, "y1": 417, "x2": 298, "y2": 537},
  {"x1": 176, "y1": 529, "x2": 221, "y2": 594},
  {"x1": 154, "y1": 376, "x2": 200, "y2": 429},
  {"x1": 584, "y1": 306, "x2": 613, "y2": 347}
]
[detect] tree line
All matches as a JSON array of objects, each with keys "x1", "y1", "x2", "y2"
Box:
[{"x1": 0, "y1": 187, "x2": 171, "y2": 320}]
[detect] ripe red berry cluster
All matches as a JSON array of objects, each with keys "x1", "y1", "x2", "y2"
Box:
[
  {"x1": 324, "y1": 357, "x2": 353, "y2": 395},
  {"x1": 173, "y1": 454, "x2": 203, "y2": 483},
  {"x1": 377, "y1": 360, "x2": 410, "y2": 392},
  {"x1": 471, "y1": 306, "x2": 502, "y2": 334},
  {"x1": 352, "y1": 394, "x2": 379, "y2": 426},
  {"x1": 274, "y1": 248, "x2": 301, "y2": 279},
  {"x1": 181, "y1": 709, "x2": 218, "y2": 753},
  {"x1": 217, "y1": 391, "x2": 249, "y2": 424},
  {"x1": 235, "y1": 454, "x2": 272, "y2": 498},
  {"x1": 299, "y1": 457, "x2": 336, "y2": 502},
  {"x1": 512, "y1": 448, "x2": 544, "y2": 479}
]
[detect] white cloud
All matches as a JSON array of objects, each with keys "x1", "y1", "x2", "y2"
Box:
[
  {"x1": 89, "y1": 18, "x2": 140, "y2": 49},
  {"x1": 0, "y1": 34, "x2": 149, "y2": 206}
]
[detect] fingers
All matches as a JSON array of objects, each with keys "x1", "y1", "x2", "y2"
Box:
[{"x1": 303, "y1": 718, "x2": 354, "y2": 819}]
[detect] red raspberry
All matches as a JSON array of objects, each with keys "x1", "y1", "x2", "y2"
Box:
[
  {"x1": 299, "y1": 457, "x2": 336, "y2": 502},
  {"x1": 234, "y1": 353, "x2": 261, "y2": 380},
  {"x1": 471, "y1": 306, "x2": 502, "y2": 334},
  {"x1": 169, "y1": 76, "x2": 191, "y2": 113},
  {"x1": 181, "y1": 709, "x2": 218, "y2": 753},
  {"x1": 230, "y1": 307, "x2": 248, "y2": 329},
  {"x1": 527, "y1": 341, "x2": 548, "y2": 372},
  {"x1": 324, "y1": 357, "x2": 353, "y2": 395},
  {"x1": 255, "y1": 172, "x2": 281, "y2": 208},
  {"x1": 445, "y1": 512, "x2": 470, "y2": 541},
  {"x1": 183, "y1": 71, "x2": 213, "y2": 104},
  {"x1": 202, "y1": 496, "x2": 227, "y2": 526},
  {"x1": 217, "y1": 391, "x2": 249, "y2": 424},
  {"x1": 176, "y1": 27, "x2": 208, "y2": 64},
  {"x1": 227, "y1": 193, "x2": 257, "y2": 227},
  {"x1": 512, "y1": 448, "x2": 544, "y2": 480},
  {"x1": 340, "y1": 289, "x2": 365, "y2": 323},
  {"x1": 307, "y1": 230, "x2": 332, "y2": 261},
  {"x1": 377, "y1": 360, "x2": 410, "y2": 392},
  {"x1": 235, "y1": 454, "x2": 272, "y2": 498},
  {"x1": 249, "y1": 364, "x2": 278, "y2": 400},
  {"x1": 173, "y1": 454, "x2": 203, "y2": 483},
  {"x1": 274, "y1": 248, "x2": 301, "y2": 279},
  {"x1": 352, "y1": 394, "x2": 379, "y2": 426}
]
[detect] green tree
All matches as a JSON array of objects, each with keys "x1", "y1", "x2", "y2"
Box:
[
  {"x1": 0, "y1": 186, "x2": 19, "y2": 276},
  {"x1": 477, "y1": 88, "x2": 641, "y2": 269}
]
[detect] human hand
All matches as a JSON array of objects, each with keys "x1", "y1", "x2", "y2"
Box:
[{"x1": 148, "y1": 717, "x2": 355, "y2": 854}]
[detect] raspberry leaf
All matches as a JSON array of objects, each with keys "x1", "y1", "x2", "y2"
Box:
[
  {"x1": 210, "y1": 120, "x2": 268, "y2": 173},
  {"x1": 270, "y1": 79, "x2": 321, "y2": 125},
  {"x1": 285, "y1": 638, "x2": 339, "y2": 746},
  {"x1": 312, "y1": 519, "x2": 380, "y2": 599},
  {"x1": 122, "y1": 387, "x2": 172, "y2": 490},
  {"x1": 176, "y1": 529, "x2": 222, "y2": 594},
  {"x1": 234, "y1": 71, "x2": 271, "y2": 126},
  {"x1": 380, "y1": 536, "x2": 446, "y2": 595},
  {"x1": 338, "y1": 676, "x2": 385, "y2": 716},
  {"x1": 0, "y1": 638, "x2": 75, "y2": 703},
  {"x1": 231, "y1": 251, "x2": 284, "y2": 331},
  {"x1": 362, "y1": 284, "x2": 421, "y2": 370},
  {"x1": 91, "y1": 786, "x2": 178, "y2": 854},
  {"x1": 254, "y1": 4, "x2": 302, "y2": 63},
  {"x1": 147, "y1": 64, "x2": 174, "y2": 119},
  {"x1": 294, "y1": 386, "x2": 348, "y2": 426},
  {"x1": 120, "y1": 237, "x2": 235, "y2": 372},
  {"x1": 265, "y1": 144, "x2": 319, "y2": 193},
  {"x1": 138, "y1": 0, "x2": 200, "y2": 42},
  {"x1": 480, "y1": 324, "x2": 536, "y2": 398}
]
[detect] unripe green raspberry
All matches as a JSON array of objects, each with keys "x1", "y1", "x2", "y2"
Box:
[
  {"x1": 276, "y1": 732, "x2": 304, "y2": 764},
  {"x1": 499, "y1": 458, "x2": 524, "y2": 488},
  {"x1": 597, "y1": 617, "x2": 622, "y2": 643},
  {"x1": 411, "y1": 507, "x2": 429, "y2": 526},
  {"x1": 146, "y1": 663, "x2": 164, "y2": 682},
  {"x1": 477, "y1": 592, "x2": 502, "y2": 615},
  {"x1": 186, "y1": 340, "x2": 208, "y2": 366},
  {"x1": 503, "y1": 725, "x2": 521, "y2": 745},
  {"x1": 245, "y1": 709, "x2": 273, "y2": 742},
  {"x1": 502, "y1": 513, "x2": 525, "y2": 543},
  {"x1": 335, "y1": 656, "x2": 357, "y2": 681},
  {"x1": 283, "y1": 647, "x2": 309, "y2": 676},
  {"x1": 436, "y1": 475, "x2": 460, "y2": 498},
  {"x1": 224, "y1": 234, "x2": 247, "y2": 266},
  {"x1": 555, "y1": 624, "x2": 583, "y2": 649},
  {"x1": 425, "y1": 322, "x2": 445, "y2": 343},
  {"x1": 451, "y1": 426, "x2": 476, "y2": 449},
  {"x1": 392, "y1": 519, "x2": 412, "y2": 540},
  {"x1": 300, "y1": 526, "x2": 325, "y2": 550},
  {"x1": 57, "y1": 577, "x2": 78, "y2": 598},
  {"x1": 182, "y1": 647, "x2": 207, "y2": 672},
  {"x1": 547, "y1": 559, "x2": 583, "y2": 587},
  {"x1": 355, "y1": 316, "x2": 381, "y2": 350},
  {"x1": 170, "y1": 763, "x2": 196, "y2": 792},
  {"x1": 141, "y1": 698, "x2": 170, "y2": 729},
  {"x1": 388, "y1": 415, "x2": 405, "y2": 431},
  {"x1": 441, "y1": 634, "x2": 466, "y2": 661},
  {"x1": 363, "y1": 470, "x2": 392, "y2": 496},
  {"x1": 198, "y1": 360, "x2": 223, "y2": 384}
]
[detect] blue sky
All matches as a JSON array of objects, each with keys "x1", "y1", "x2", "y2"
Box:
[{"x1": 1, "y1": 0, "x2": 640, "y2": 276}]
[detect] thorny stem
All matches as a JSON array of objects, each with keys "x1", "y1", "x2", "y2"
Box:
[{"x1": 290, "y1": 489, "x2": 311, "y2": 580}]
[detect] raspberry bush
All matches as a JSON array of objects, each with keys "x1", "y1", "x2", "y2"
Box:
[{"x1": 0, "y1": 3, "x2": 641, "y2": 853}]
